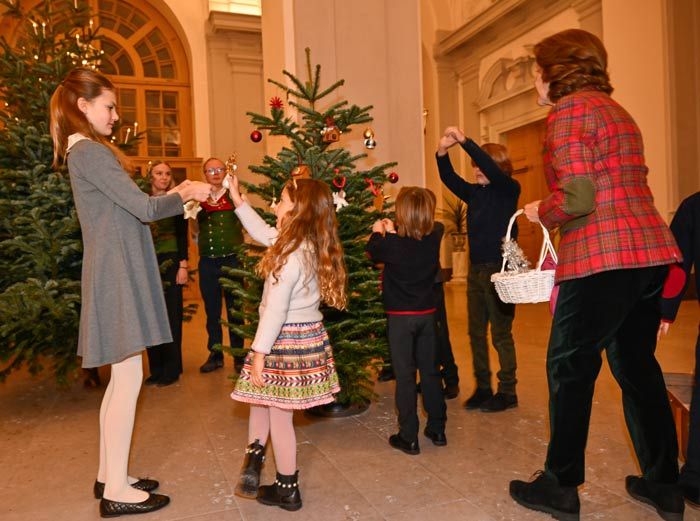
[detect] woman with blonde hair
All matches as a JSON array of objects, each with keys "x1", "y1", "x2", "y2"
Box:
[
  {"x1": 228, "y1": 176, "x2": 347, "y2": 511},
  {"x1": 50, "y1": 67, "x2": 210, "y2": 517},
  {"x1": 145, "y1": 160, "x2": 189, "y2": 386}
]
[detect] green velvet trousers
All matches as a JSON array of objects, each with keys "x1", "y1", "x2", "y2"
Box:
[{"x1": 544, "y1": 266, "x2": 679, "y2": 486}]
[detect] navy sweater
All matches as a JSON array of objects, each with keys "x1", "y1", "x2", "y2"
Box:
[
  {"x1": 436, "y1": 139, "x2": 520, "y2": 265},
  {"x1": 366, "y1": 222, "x2": 443, "y2": 313}
]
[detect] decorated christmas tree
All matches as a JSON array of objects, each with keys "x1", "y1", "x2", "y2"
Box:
[
  {"x1": 221, "y1": 49, "x2": 396, "y2": 409},
  {"x1": 0, "y1": 0, "x2": 103, "y2": 383}
]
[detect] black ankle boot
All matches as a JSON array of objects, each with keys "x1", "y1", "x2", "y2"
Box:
[
  {"x1": 257, "y1": 471, "x2": 302, "y2": 511},
  {"x1": 234, "y1": 440, "x2": 266, "y2": 499}
]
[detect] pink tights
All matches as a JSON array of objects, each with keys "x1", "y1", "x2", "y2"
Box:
[{"x1": 248, "y1": 405, "x2": 296, "y2": 475}]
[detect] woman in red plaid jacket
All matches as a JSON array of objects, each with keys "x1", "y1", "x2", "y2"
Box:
[{"x1": 509, "y1": 29, "x2": 684, "y2": 521}]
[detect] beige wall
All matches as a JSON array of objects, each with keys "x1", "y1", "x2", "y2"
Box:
[
  {"x1": 260, "y1": 0, "x2": 425, "y2": 199},
  {"x1": 602, "y1": 0, "x2": 674, "y2": 220},
  {"x1": 162, "y1": 0, "x2": 213, "y2": 159},
  {"x1": 666, "y1": 0, "x2": 700, "y2": 210},
  {"x1": 206, "y1": 12, "x2": 265, "y2": 187}
]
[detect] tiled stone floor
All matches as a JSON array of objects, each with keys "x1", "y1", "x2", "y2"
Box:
[{"x1": 1, "y1": 284, "x2": 698, "y2": 520}]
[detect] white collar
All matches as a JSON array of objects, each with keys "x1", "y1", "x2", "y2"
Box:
[
  {"x1": 67, "y1": 133, "x2": 90, "y2": 151},
  {"x1": 210, "y1": 186, "x2": 227, "y2": 203}
]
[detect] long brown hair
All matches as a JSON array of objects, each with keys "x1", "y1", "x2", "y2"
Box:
[
  {"x1": 50, "y1": 67, "x2": 129, "y2": 169},
  {"x1": 534, "y1": 29, "x2": 613, "y2": 102},
  {"x1": 395, "y1": 187, "x2": 436, "y2": 240},
  {"x1": 257, "y1": 179, "x2": 347, "y2": 310}
]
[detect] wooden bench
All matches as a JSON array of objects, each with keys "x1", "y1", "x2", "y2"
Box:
[{"x1": 664, "y1": 372, "x2": 693, "y2": 461}]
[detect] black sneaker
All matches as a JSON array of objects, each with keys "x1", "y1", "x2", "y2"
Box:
[
  {"x1": 510, "y1": 470, "x2": 580, "y2": 521},
  {"x1": 388, "y1": 433, "x2": 420, "y2": 455},
  {"x1": 625, "y1": 475, "x2": 684, "y2": 521},
  {"x1": 464, "y1": 388, "x2": 493, "y2": 409},
  {"x1": 480, "y1": 392, "x2": 518, "y2": 412},
  {"x1": 200, "y1": 353, "x2": 224, "y2": 373}
]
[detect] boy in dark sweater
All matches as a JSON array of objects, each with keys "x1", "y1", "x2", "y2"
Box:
[
  {"x1": 436, "y1": 127, "x2": 521, "y2": 412},
  {"x1": 367, "y1": 187, "x2": 447, "y2": 455}
]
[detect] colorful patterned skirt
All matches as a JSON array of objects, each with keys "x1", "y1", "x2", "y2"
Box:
[{"x1": 231, "y1": 321, "x2": 340, "y2": 410}]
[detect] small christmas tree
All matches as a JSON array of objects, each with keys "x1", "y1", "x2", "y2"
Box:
[
  {"x1": 0, "y1": 0, "x2": 103, "y2": 383},
  {"x1": 221, "y1": 49, "x2": 395, "y2": 408}
]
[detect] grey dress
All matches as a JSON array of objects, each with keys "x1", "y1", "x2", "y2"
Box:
[{"x1": 67, "y1": 138, "x2": 184, "y2": 367}]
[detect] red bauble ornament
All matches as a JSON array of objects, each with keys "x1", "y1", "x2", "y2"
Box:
[
  {"x1": 250, "y1": 130, "x2": 262, "y2": 143},
  {"x1": 388, "y1": 172, "x2": 399, "y2": 183}
]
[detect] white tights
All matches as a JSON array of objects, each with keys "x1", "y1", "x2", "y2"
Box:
[
  {"x1": 96, "y1": 354, "x2": 148, "y2": 503},
  {"x1": 248, "y1": 405, "x2": 297, "y2": 475}
]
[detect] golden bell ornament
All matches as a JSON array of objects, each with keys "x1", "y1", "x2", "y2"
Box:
[{"x1": 363, "y1": 127, "x2": 374, "y2": 139}]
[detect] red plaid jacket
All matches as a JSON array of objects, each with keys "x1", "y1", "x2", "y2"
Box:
[{"x1": 538, "y1": 89, "x2": 681, "y2": 283}]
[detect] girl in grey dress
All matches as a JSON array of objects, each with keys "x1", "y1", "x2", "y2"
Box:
[{"x1": 50, "y1": 68, "x2": 210, "y2": 517}]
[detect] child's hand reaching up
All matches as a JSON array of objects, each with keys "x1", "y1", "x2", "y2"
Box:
[
  {"x1": 372, "y1": 219, "x2": 386, "y2": 235},
  {"x1": 228, "y1": 174, "x2": 246, "y2": 208},
  {"x1": 381, "y1": 218, "x2": 396, "y2": 233}
]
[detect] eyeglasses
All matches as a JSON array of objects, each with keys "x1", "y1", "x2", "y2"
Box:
[{"x1": 205, "y1": 167, "x2": 226, "y2": 175}]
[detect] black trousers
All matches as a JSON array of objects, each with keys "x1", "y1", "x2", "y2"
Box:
[
  {"x1": 198, "y1": 254, "x2": 243, "y2": 356},
  {"x1": 147, "y1": 253, "x2": 183, "y2": 381},
  {"x1": 434, "y1": 282, "x2": 459, "y2": 387},
  {"x1": 681, "y1": 331, "x2": 700, "y2": 489},
  {"x1": 544, "y1": 266, "x2": 679, "y2": 486},
  {"x1": 388, "y1": 313, "x2": 447, "y2": 441}
]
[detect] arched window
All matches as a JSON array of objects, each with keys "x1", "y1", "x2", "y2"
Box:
[{"x1": 5, "y1": 0, "x2": 195, "y2": 176}]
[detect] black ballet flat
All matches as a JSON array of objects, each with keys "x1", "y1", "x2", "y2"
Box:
[
  {"x1": 99, "y1": 492, "x2": 170, "y2": 518},
  {"x1": 93, "y1": 478, "x2": 159, "y2": 499}
]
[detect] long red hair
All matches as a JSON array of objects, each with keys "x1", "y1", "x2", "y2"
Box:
[
  {"x1": 50, "y1": 67, "x2": 129, "y2": 169},
  {"x1": 257, "y1": 179, "x2": 347, "y2": 310}
]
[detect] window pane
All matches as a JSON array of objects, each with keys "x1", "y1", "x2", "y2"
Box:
[
  {"x1": 116, "y1": 23, "x2": 134, "y2": 39},
  {"x1": 101, "y1": 59, "x2": 117, "y2": 75},
  {"x1": 148, "y1": 29, "x2": 163, "y2": 46},
  {"x1": 148, "y1": 147, "x2": 161, "y2": 157},
  {"x1": 143, "y1": 60, "x2": 158, "y2": 77},
  {"x1": 164, "y1": 146, "x2": 180, "y2": 157},
  {"x1": 156, "y1": 48, "x2": 171, "y2": 61},
  {"x1": 162, "y1": 92, "x2": 178, "y2": 109},
  {"x1": 164, "y1": 113, "x2": 178, "y2": 127},
  {"x1": 147, "y1": 111, "x2": 161, "y2": 127},
  {"x1": 160, "y1": 64, "x2": 174, "y2": 79},
  {"x1": 135, "y1": 42, "x2": 150, "y2": 59},
  {"x1": 147, "y1": 130, "x2": 162, "y2": 146},
  {"x1": 116, "y1": 54, "x2": 134, "y2": 76},
  {"x1": 146, "y1": 91, "x2": 160, "y2": 108},
  {"x1": 100, "y1": 16, "x2": 115, "y2": 30},
  {"x1": 120, "y1": 89, "x2": 136, "y2": 107}
]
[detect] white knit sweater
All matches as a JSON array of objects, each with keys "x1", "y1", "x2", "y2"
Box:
[{"x1": 235, "y1": 203, "x2": 323, "y2": 354}]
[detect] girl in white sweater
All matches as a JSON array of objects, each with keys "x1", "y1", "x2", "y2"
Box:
[{"x1": 228, "y1": 175, "x2": 347, "y2": 511}]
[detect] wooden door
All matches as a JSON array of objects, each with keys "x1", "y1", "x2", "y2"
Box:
[{"x1": 503, "y1": 120, "x2": 552, "y2": 267}]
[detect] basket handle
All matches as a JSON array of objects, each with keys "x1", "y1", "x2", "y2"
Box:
[{"x1": 500, "y1": 209, "x2": 558, "y2": 274}]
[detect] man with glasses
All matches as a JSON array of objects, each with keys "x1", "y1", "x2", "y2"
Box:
[{"x1": 194, "y1": 157, "x2": 244, "y2": 373}]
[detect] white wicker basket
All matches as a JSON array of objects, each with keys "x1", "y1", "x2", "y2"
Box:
[{"x1": 490, "y1": 209, "x2": 558, "y2": 304}]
